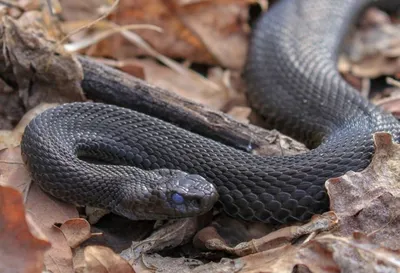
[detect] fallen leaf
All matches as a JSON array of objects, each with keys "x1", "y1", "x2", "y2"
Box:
[
  {"x1": 61, "y1": 0, "x2": 213, "y2": 64},
  {"x1": 60, "y1": 0, "x2": 249, "y2": 69},
  {"x1": 339, "y1": 7, "x2": 400, "y2": 78},
  {"x1": 169, "y1": 0, "x2": 249, "y2": 69},
  {"x1": 193, "y1": 214, "x2": 273, "y2": 252},
  {"x1": 26, "y1": 183, "x2": 78, "y2": 273},
  {"x1": 239, "y1": 245, "x2": 313, "y2": 273},
  {"x1": 239, "y1": 232, "x2": 400, "y2": 273},
  {"x1": 72, "y1": 247, "x2": 86, "y2": 273},
  {"x1": 57, "y1": 0, "x2": 106, "y2": 22},
  {"x1": 307, "y1": 233, "x2": 400, "y2": 272},
  {"x1": 0, "y1": 185, "x2": 50, "y2": 273},
  {"x1": 0, "y1": 147, "x2": 30, "y2": 195},
  {"x1": 84, "y1": 246, "x2": 135, "y2": 273},
  {"x1": 227, "y1": 106, "x2": 251, "y2": 123},
  {"x1": 101, "y1": 0, "x2": 215, "y2": 64},
  {"x1": 194, "y1": 212, "x2": 338, "y2": 256},
  {"x1": 338, "y1": 54, "x2": 400, "y2": 79},
  {"x1": 374, "y1": 94, "x2": 400, "y2": 119},
  {"x1": 121, "y1": 218, "x2": 199, "y2": 264},
  {"x1": 191, "y1": 257, "x2": 244, "y2": 273},
  {"x1": 326, "y1": 132, "x2": 400, "y2": 250},
  {"x1": 359, "y1": 7, "x2": 391, "y2": 27},
  {"x1": 138, "y1": 253, "x2": 244, "y2": 273},
  {"x1": 132, "y1": 59, "x2": 228, "y2": 109},
  {"x1": 57, "y1": 218, "x2": 92, "y2": 248}
]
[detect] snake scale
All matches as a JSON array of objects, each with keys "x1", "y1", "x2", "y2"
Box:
[{"x1": 21, "y1": 0, "x2": 400, "y2": 224}]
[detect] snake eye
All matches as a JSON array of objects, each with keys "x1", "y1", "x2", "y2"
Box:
[{"x1": 172, "y1": 192, "x2": 184, "y2": 204}]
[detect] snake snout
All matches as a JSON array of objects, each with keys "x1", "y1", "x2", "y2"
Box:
[
  {"x1": 167, "y1": 173, "x2": 219, "y2": 217},
  {"x1": 183, "y1": 174, "x2": 219, "y2": 210}
]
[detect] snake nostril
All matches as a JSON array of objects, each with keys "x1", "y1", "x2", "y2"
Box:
[{"x1": 191, "y1": 198, "x2": 202, "y2": 209}]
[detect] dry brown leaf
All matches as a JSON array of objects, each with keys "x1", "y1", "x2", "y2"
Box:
[
  {"x1": 306, "y1": 233, "x2": 400, "y2": 272},
  {"x1": 359, "y1": 7, "x2": 391, "y2": 27},
  {"x1": 72, "y1": 247, "x2": 86, "y2": 273},
  {"x1": 58, "y1": 218, "x2": 92, "y2": 248},
  {"x1": 239, "y1": 232, "x2": 400, "y2": 273},
  {"x1": 57, "y1": 0, "x2": 107, "y2": 22},
  {"x1": 374, "y1": 94, "x2": 400, "y2": 119},
  {"x1": 94, "y1": 0, "x2": 214, "y2": 64},
  {"x1": 339, "y1": 8, "x2": 400, "y2": 78},
  {"x1": 84, "y1": 246, "x2": 135, "y2": 273},
  {"x1": 26, "y1": 183, "x2": 78, "y2": 273},
  {"x1": 238, "y1": 244, "x2": 326, "y2": 273},
  {"x1": 121, "y1": 218, "x2": 199, "y2": 265},
  {"x1": 61, "y1": 0, "x2": 213, "y2": 63},
  {"x1": 169, "y1": 0, "x2": 249, "y2": 69},
  {"x1": 339, "y1": 54, "x2": 400, "y2": 79},
  {"x1": 0, "y1": 147, "x2": 30, "y2": 195},
  {"x1": 0, "y1": 13, "x2": 85, "y2": 110},
  {"x1": 194, "y1": 212, "x2": 337, "y2": 256},
  {"x1": 91, "y1": 56, "x2": 235, "y2": 111},
  {"x1": 372, "y1": 79, "x2": 400, "y2": 118},
  {"x1": 137, "y1": 253, "x2": 243, "y2": 273},
  {"x1": 326, "y1": 132, "x2": 400, "y2": 250},
  {"x1": 193, "y1": 214, "x2": 273, "y2": 253},
  {"x1": 60, "y1": 0, "x2": 249, "y2": 68},
  {"x1": 0, "y1": 185, "x2": 50, "y2": 273},
  {"x1": 118, "y1": 62, "x2": 145, "y2": 79},
  {"x1": 131, "y1": 59, "x2": 228, "y2": 109},
  {"x1": 227, "y1": 106, "x2": 251, "y2": 123}
]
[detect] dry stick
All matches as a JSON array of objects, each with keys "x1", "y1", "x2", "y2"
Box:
[{"x1": 78, "y1": 56, "x2": 307, "y2": 156}]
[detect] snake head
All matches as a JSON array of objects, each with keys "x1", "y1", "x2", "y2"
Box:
[
  {"x1": 113, "y1": 170, "x2": 219, "y2": 220},
  {"x1": 159, "y1": 172, "x2": 219, "y2": 218}
]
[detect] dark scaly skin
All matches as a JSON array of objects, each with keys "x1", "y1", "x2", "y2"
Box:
[
  {"x1": 21, "y1": 0, "x2": 400, "y2": 224},
  {"x1": 21, "y1": 103, "x2": 219, "y2": 220}
]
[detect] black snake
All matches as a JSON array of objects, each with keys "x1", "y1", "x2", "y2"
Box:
[{"x1": 21, "y1": 0, "x2": 400, "y2": 224}]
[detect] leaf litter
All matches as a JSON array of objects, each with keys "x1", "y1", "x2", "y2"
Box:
[
  {"x1": 0, "y1": 1, "x2": 399, "y2": 272},
  {"x1": 0, "y1": 185, "x2": 50, "y2": 273}
]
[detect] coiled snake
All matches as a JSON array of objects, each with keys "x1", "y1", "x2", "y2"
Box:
[{"x1": 21, "y1": 0, "x2": 400, "y2": 224}]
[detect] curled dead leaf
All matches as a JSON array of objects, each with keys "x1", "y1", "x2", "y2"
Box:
[
  {"x1": 239, "y1": 232, "x2": 400, "y2": 273},
  {"x1": 26, "y1": 183, "x2": 78, "y2": 273},
  {"x1": 57, "y1": 218, "x2": 92, "y2": 248},
  {"x1": 168, "y1": 0, "x2": 249, "y2": 69},
  {"x1": 326, "y1": 132, "x2": 400, "y2": 250},
  {"x1": 194, "y1": 212, "x2": 337, "y2": 256},
  {"x1": 339, "y1": 8, "x2": 400, "y2": 78},
  {"x1": 84, "y1": 246, "x2": 135, "y2": 273},
  {"x1": 0, "y1": 185, "x2": 50, "y2": 273}
]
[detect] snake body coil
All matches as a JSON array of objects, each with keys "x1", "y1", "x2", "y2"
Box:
[{"x1": 21, "y1": 0, "x2": 400, "y2": 224}]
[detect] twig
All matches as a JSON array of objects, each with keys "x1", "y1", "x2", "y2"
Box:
[
  {"x1": 78, "y1": 56, "x2": 307, "y2": 156},
  {"x1": 386, "y1": 77, "x2": 400, "y2": 88}
]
